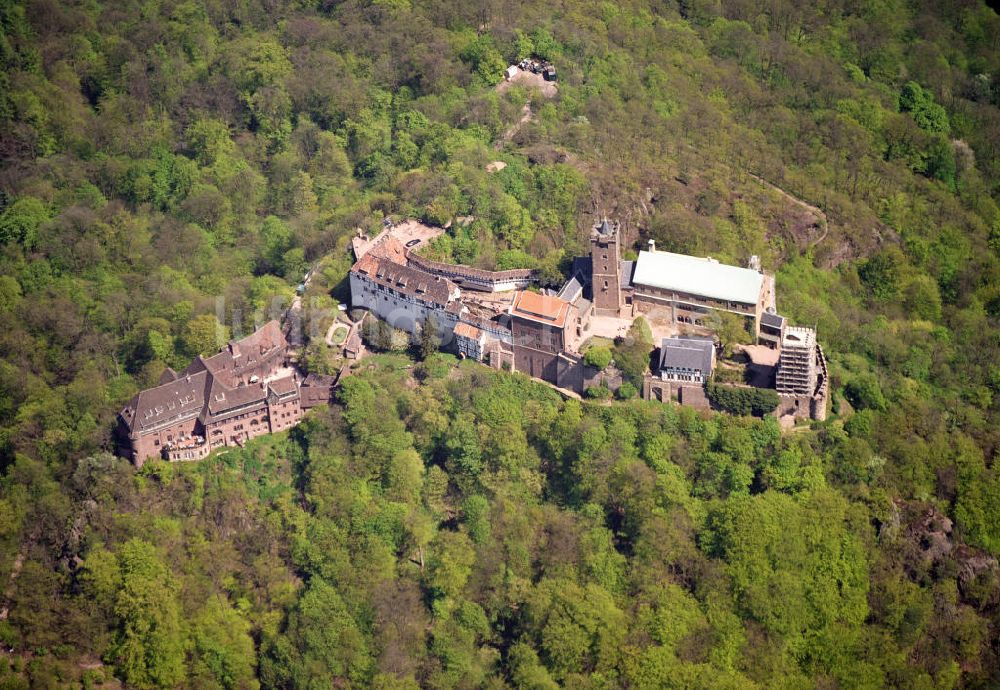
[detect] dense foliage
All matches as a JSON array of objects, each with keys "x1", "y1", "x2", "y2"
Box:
[
  {"x1": 1, "y1": 0, "x2": 1000, "y2": 687},
  {"x1": 706, "y1": 383, "x2": 781, "y2": 417}
]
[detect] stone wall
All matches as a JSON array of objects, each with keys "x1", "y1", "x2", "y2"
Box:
[
  {"x1": 349, "y1": 272, "x2": 461, "y2": 339},
  {"x1": 130, "y1": 415, "x2": 201, "y2": 467},
  {"x1": 268, "y1": 397, "x2": 302, "y2": 432},
  {"x1": 678, "y1": 385, "x2": 711, "y2": 410},
  {"x1": 642, "y1": 377, "x2": 710, "y2": 411},
  {"x1": 583, "y1": 365, "x2": 623, "y2": 393},
  {"x1": 205, "y1": 404, "x2": 271, "y2": 448},
  {"x1": 513, "y1": 345, "x2": 560, "y2": 383},
  {"x1": 555, "y1": 353, "x2": 585, "y2": 393}
]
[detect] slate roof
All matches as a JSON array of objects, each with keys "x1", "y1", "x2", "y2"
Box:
[
  {"x1": 353, "y1": 254, "x2": 457, "y2": 306},
  {"x1": 567, "y1": 257, "x2": 632, "y2": 291},
  {"x1": 557, "y1": 276, "x2": 583, "y2": 303},
  {"x1": 632, "y1": 251, "x2": 764, "y2": 305},
  {"x1": 120, "y1": 371, "x2": 211, "y2": 434},
  {"x1": 571, "y1": 256, "x2": 593, "y2": 287},
  {"x1": 761, "y1": 311, "x2": 785, "y2": 329},
  {"x1": 120, "y1": 321, "x2": 293, "y2": 437},
  {"x1": 620, "y1": 260, "x2": 635, "y2": 289},
  {"x1": 595, "y1": 218, "x2": 616, "y2": 236},
  {"x1": 659, "y1": 337, "x2": 715, "y2": 375}
]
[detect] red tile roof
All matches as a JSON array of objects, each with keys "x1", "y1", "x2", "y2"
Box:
[
  {"x1": 509, "y1": 291, "x2": 570, "y2": 328},
  {"x1": 454, "y1": 322, "x2": 484, "y2": 340}
]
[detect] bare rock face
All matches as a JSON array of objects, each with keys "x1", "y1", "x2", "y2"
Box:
[{"x1": 896, "y1": 500, "x2": 998, "y2": 591}]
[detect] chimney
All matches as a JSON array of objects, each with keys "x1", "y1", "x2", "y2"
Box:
[{"x1": 648, "y1": 239, "x2": 656, "y2": 252}]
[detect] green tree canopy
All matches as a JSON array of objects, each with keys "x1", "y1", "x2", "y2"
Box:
[{"x1": 109, "y1": 540, "x2": 186, "y2": 689}]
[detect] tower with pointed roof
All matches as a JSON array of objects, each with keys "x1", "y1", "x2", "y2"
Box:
[{"x1": 591, "y1": 218, "x2": 623, "y2": 315}]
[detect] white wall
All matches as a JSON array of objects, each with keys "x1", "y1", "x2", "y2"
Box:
[{"x1": 350, "y1": 273, "x2": 462, "y2": 345}]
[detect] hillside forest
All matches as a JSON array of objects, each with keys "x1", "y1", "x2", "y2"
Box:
[{"x1": 2, "y1": 0, "x2": 1000, "y2": 687}]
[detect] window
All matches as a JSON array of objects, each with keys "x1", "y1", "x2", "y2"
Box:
[{"x1": 604, "y1": 281, "x2": 609, "y2": 289}]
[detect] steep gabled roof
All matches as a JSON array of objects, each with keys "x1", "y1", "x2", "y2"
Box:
[
  {"x1": 761, "y1": 311, "x2": 785, "y2": 329},
  {"x1": 659, "y1": 337, "x2": 715, "y2": 375},
  {"x1": 557, "y1": 276, "x2": 583, "y2": 304},
  {"x1": 120, "y1": 370, "x2": 211, "y2": 434},
  {"x1": 352, "y1": 255, "x2": 457, "y2": 306},
  {"x1": 121, "y1": 320, "x2": 293, "y2": 437},
  {"x1": 205, "y1": 377, "x2": 267, "y2": 416},
  {"x1": 199, "y1": 320, "x2": 287, "y2": 386}
]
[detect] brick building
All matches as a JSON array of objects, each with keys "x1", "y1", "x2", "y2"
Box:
[
  {"x1": 508, "y1": 290, "x2": 571, "y2": 383},
  {"x1": 117, "y1": 321, "x2": 332, "y2": 466}
]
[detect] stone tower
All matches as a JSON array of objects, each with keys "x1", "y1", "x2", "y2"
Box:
[
  {"x1": 591, "y1": 218, "x2": 622, "y2": 315},
  {"x1": 776, "y1": 326, "x2": 818, "y2": 395}
]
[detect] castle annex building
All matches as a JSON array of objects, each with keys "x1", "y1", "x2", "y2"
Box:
[{"x1": 117, "y1": 321, "x2": 334, "y2": 466}]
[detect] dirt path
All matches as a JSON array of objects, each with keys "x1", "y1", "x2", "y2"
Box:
[{"x1": 748, "y1": 173, "x2": 830, "y2": 248}]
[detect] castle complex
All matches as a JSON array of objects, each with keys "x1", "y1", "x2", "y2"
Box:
[
  {"x1": 348, "y1": 218, "x2": 827, "y2": 422},
  {"x1": 118, "y1": 215, "x2": 829, "y2": 466}
]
